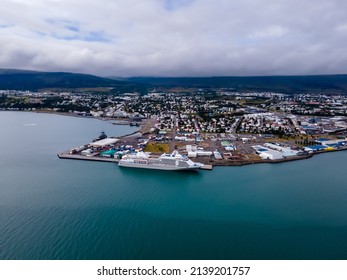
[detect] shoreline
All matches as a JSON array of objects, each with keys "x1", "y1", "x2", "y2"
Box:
[
  {"x1": 196, "y1": 146, "x2": 347, "y2": 167},
  {"x1": 1, "y1": 109, "x2": 117, "y2": 122},
  {"x1": 58, "y1": 141, "x2": 347, "y2": 169},
  {"x1": 5, "y1": 110, "x2": 344, "y2": 169}
]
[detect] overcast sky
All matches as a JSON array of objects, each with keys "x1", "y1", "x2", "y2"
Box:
[{"x1": 1, "y1": 0, "x2": 347, "y2": 77}]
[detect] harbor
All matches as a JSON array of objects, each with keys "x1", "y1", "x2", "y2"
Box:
[
  {"x1": 57, "y1": 133, "x2": 213, "y2": 170},
  {"x1": 56, "y1": 121, "x2": 217, "y2": 169},
  {"x1": 57, "y1": 124, "x2": 347, "y2": 171},
  {"x1": 57, "y1": 150, "x2": 214, "y2": 170}
]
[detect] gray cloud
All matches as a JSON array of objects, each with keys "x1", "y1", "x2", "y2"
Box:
[{"x1": 1, "y1": 0, "x2": 347, "y2": 76}]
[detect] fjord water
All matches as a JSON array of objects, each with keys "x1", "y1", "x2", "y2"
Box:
[{"x1": 1, "y1": 112, "x2": 347, "y2": 260}]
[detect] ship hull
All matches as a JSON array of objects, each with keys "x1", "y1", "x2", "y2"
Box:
[{"x1": 118, "y1": 162, "x2": 201, "y2": 171}]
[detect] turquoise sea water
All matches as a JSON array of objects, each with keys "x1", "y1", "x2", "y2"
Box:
[{"x1": 0, "y1": 111, "x2": 347, "y2": 259}]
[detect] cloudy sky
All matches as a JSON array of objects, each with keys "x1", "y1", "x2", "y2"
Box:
[{"x1": 1, "y1": 0, "x2": 347, "y2": 77}]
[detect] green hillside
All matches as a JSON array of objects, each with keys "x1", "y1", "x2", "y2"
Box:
[
  {"x1": 0, "y1": 69, "x2": 144, "y2": 92},
  {"x1": 126, "y1": 75, "x2": 347, "y2": 94},
  {"x1": 2, "y1": 69, "x2": 347, "y2": 94}
]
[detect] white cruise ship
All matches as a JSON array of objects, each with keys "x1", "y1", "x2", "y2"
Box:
[{"x1": 118, "y1": 151, "x2": 203, "y2": 171}]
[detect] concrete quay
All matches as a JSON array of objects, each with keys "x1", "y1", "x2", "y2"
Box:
[
  {"x1": 57, "y1": 150, "x2": 213, "y2": 170},
  {"x1": 57, "y1": 151, "x2": 120, "y2": 163}
]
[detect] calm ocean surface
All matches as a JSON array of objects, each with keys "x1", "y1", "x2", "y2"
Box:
[{"x1": 0, "y1": 111, "x2": 347, "y2": 260}]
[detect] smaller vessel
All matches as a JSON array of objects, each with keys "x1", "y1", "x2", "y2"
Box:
[
  {"x1": 118, "y1": 151, "x2": 203, "y2": 171},
  {"x1": 93, "y1": 131, "x2": 107, "y2": 142},
  {"x1": 130, "y1": 122, "x2": 140, "y2": 127}
]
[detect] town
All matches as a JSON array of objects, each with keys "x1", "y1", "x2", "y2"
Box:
[{"x1": 1, "y1": 88, "x2": 347, "y2": 167}]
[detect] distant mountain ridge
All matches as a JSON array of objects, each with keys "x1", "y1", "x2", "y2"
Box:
[
  {"x1": 0, "y1": 69, "x2": 129, "y2": 90},
  {"x1": 126, "y1": 75, "x2": 347, "y2": 94},
  {"x1": 1, "y1": 69, "x2": 347, "y2": 94}
]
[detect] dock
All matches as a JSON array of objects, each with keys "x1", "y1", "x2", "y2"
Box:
[
  {"x1": 57, "y1": 151, "x2": 120, "y2": 163},
  {"x1": 57, "y1": 132, "x2": 212, "y2": 170},
  {"x1": 57, "y1": 150, "x2": 213, "y2": 170},
  {"x1": 112, "y1": 120, "x2": 130, "y2": 125},
  {"x1": 200, "y1": 164, "x2": 213, "y2": 170}
]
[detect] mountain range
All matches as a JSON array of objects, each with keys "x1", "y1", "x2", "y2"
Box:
[
  {"x1": 1, "y1": 69, "x2": 347, "y2": 94},
  {"x1": 0, "y1": 69, "x2": 146, "y2": 93},
  {"x1": 125, "y1": 75, "x2": 347, "y2": 94}
]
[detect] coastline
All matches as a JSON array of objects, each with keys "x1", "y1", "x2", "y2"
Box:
[
  {"x1": 45, "y1": 111, "x2": 346, "y2": 168},
  {"x1": 58, "y1": 134, "x2": 347, "y2": 168},
  {"x1": 188, "y1": 146, "x2": 347, "y2": 167},
  {"x1": 3, "y1": 110, "x2": 344, "y2": 169}
]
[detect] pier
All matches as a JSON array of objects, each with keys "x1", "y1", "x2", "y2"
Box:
[
  {"x1": 57, "y1": 151, "x2": 120, "y2": 163},
  {"x1": 57, "y1": 124, "x2": 346, "y2": 172},
  {"x1": 200, "y1": 164, "x2": 213, "y2": 170},
  {"x1": 57, "y1": 150, "x2": 214, "y2": 170}
]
